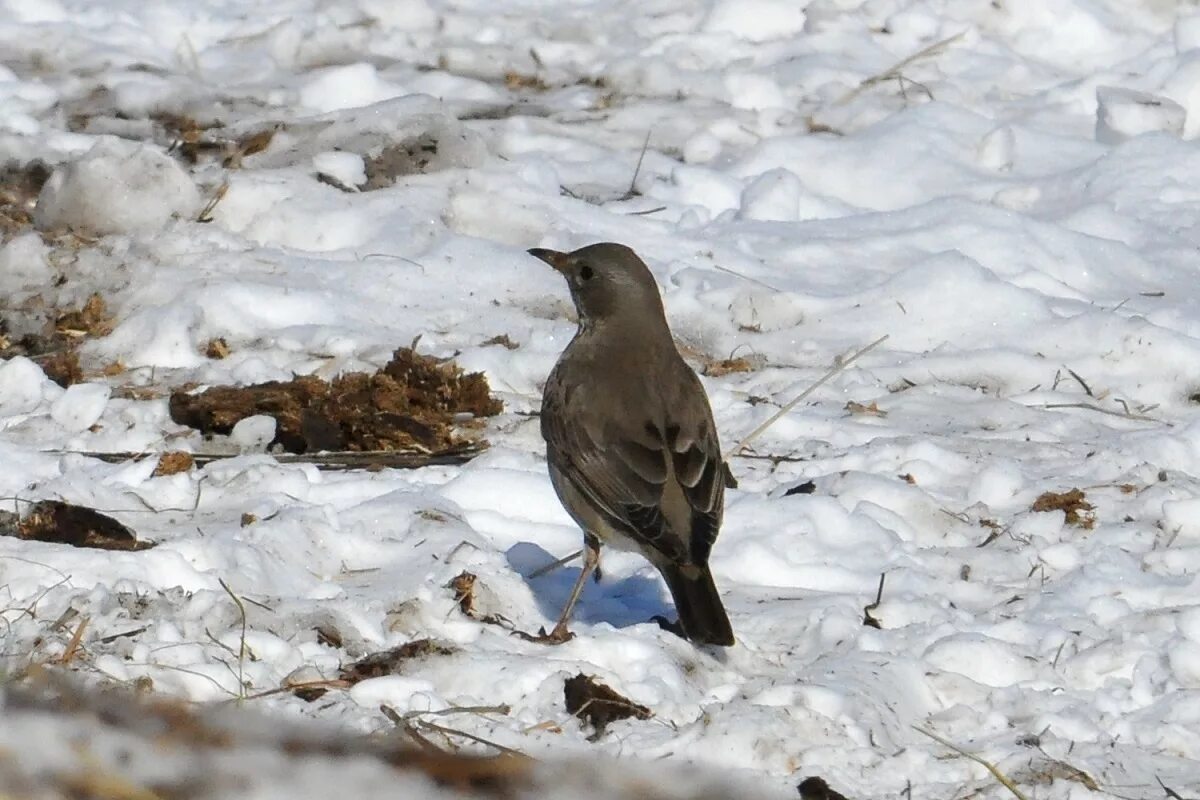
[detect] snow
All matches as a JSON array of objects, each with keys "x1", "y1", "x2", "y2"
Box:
[{"x1": 2, "y1": 0, "x2": 1200, "y2": 797}]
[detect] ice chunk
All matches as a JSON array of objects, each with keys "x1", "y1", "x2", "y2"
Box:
[
  {"x1": 34, "y1": 139, "x2": 201, "y2": 235},
  {"x1": 49, "y1": 382, "x2": 110, "y2": 431},
  {"x1": 1095, "y1": 87, "x2": 1185, "y2": 145}
]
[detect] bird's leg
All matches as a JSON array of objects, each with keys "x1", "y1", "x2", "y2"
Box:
[{"x1": 531, "y1": 535, "x2": 601, "y2": 644}]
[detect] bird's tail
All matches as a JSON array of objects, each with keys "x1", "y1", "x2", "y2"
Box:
[{"x1": 660, "y1": 563, "x2": 735, "y2": 646}]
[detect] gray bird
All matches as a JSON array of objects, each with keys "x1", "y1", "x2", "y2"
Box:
[{"x1": 529, "y1": 242, "x2": 735, "y2": 647}]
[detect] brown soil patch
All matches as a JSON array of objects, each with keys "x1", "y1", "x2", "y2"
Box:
[
  {"x1": 2, "y1": 293, "x2": 115, "y2": 387},
  {"x1": 363, "y1": 134, "x2": 441, "y2": 189},
  {"x1": 340, "y1": 639, "x2": 459, "y2": 685},
  {"x1": 0, "y1": 159, "x2": 51, "y2": 240},
  {"x1": 16, "y1": 500, "x2": 153, "y2": 551},
  {"x1": 168, "y1": 347, "x2": 502, "y2": 455},
  {"x1": 1031, "y1": 488, "x2": 1095, "y2": 529}
]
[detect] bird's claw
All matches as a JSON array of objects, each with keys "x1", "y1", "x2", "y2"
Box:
[{"x1": 515, "y1": 625, "x2": 576, "y2": 645}]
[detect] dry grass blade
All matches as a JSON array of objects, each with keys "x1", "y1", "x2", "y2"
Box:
[
  {"x1": 734, "y1": 335, "x2": 889, "y2": 454},
  {"x1": 217, "y1": 578, "x2": 248, "y2": 700},
  {"x1": 835, "y1": 31, "x2": 966, "y2": 105},
  {"x1": 60, "y1": 615, "x2": 90, "y2": 664},
  {"x1": 1036, "y1": 402, "x2": 1166, "y2": 425},
  {"x1": 527, "y1": 549, "x2": 583, "y2": 578},
  {"x1": 196, "y1": 181, "x2": 229, "y2": 223},
  {"x1": 914, "y1": 726, "x2": 1030, "y2": 800},
  {"x1": 414, "y1": 718, "x2": 531, "y2": 759}
]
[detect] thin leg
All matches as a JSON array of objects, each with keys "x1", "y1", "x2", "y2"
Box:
[{"x1": 534, "y1": 536, "x2": 600, "y2": 644}]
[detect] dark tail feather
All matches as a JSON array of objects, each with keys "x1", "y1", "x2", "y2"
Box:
[{"x1": 660, "y1": 563, "x2": 735, "y2": 646}]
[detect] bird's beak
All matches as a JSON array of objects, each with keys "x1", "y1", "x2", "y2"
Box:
[{"x1": 528, "y1": 247, "x2": 571, "y2": 273}]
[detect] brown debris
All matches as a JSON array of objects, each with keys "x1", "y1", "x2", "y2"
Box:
[
  {"x1": 205, "y1": 337, "x2": 231, "y2": 359},
  {"x1": 450, "y1": 571, "x2": 482, "y2": 618},
  {"x1": 153, "y1": 451, "x2": 195, "y2": 477},
  {"x1": 157, "y1": 113, "x2": 275, "y2": 168},
  {"x1": 504, "y1": 71, "x2": 549, "y2": 91},
  {"x1": 3, "y1": 292, "x2": 117, "y2": 387},
  {"x1": 798, "y1": 777, "x2": 852, "y2": 800},
  {"x1": 41, "y1": 349, "x2": 83, "y2": 387},
  {"x1": 168, "y1": 346, "x2": 502, "y2": 455},
  {"x1": 447, "y1": 571, "x2": 509, "y2": 628},
  {"x1": 340, "y1": 639, "x2": 459, "y2": 685},
  {"x1": 17, "y1": 500, "x2": 153, "y2": 551},
  {"x1": 0, "y1": 159, "x2": 51, "y2": 239},
  {"x1": 563, "y1": 674, "x2": 651, "y2": 741},
  {"x1": 701, "y1": 355, "x2": 759, "y2": 378},
  {"x1": 481, "y1": 334, "x2": 519, "y2": 350},
  {"x1": 55, "y1": 293, "x2": 114, "y2": 338},
  {"x1": 846, "y1": 400, "x2": 887, "y2": 417},
  {"x1": 1031, "y1": 488, "x2": 1095, "y2": 529},
  {"x1": 364, "y1": 134, "x2": 441, "y2": 189}
]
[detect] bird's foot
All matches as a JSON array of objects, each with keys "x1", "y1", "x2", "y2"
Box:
[{"x1": 515, "y1": 624, "x2": 576, "y2": 645}]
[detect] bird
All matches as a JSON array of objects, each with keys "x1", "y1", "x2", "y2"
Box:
[{"x1": 528, "y1": 242, "x2": 735, "y2": 647}]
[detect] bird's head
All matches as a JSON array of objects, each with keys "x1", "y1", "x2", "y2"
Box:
[{"x1": 528, "y1": 242, "x2": 666, "y2": 329}]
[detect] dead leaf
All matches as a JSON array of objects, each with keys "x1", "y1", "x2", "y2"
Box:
[
  {"x1": 845, "y1": 400, "x2": 887, "y2": 417},
  {"x1": 152, "y1": 451, "x2": 194, "y2": 477},
  {"x1": 563, "y1": 674, "x2": 651, "y2": 741},
  {"x1": 1032, "y1": 488, "x2": 1095, "y2": 529}
]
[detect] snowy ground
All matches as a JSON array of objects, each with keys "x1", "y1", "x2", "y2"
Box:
[{"x1": 3, "y1": 0, "x2": 1200, "y2": 796}]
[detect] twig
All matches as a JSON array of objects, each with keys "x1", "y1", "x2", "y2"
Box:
[
  {"x1": 527, "y1": 550, "x2": 583, "y2": 579},
  {"x1": 44, "y1": 445, "x2": 488, "y2": 471},
  {"x1": 381, "y1": 705, "x2": 446, "y2": 754},
  {"x1": 862, "y1": 573, "x2": 885, "y2": 629},
  {"x1": 835, "y1": 31, "x2": 966, "y2": 106},
  {"x1": 914, "y1": 726, "x2": 1030, "y2": 800},
  {"x1": 239, "y1": 678, "x2": 349, "y2": 702},
  {"x1": 621, "y1": 130, "x2": 652, "y2": 199},
  {"x1": 1156, "y1": 776, "x2": 1190, "y2": 800},
  {"x1": 415, "y1": 719, "x2": 530, "y2": 759},
  {"x1": 400, "y1": 704, "x2": 511, "y2": 720},
  {"x1": 734, "y1": 335, "x2": 889, "y2": 453},
  {"x1": 217, "y1": 578, "x2": 248, "y2": 701},
  {"x1": 1064, "y1": 367, "x2": 1093, "y2": 397},
  {"x1": 1036, "y1": 402, "x2": 1166, "y2": 425},
  {"x1": 60, "y1": 615, "x2": 89, "y2": 664},
  {"x1": 196, "y1": 182, "x2": 229, "y2": 223}
]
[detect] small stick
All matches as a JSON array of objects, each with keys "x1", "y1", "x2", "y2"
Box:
[
  {"x1": 622, "y1": 129, "x2": 652, "y2": 199},
  {"x1": 45, "y1": 446, "x2": 488, "y2": 471},
  {"x1": 1064, "y1": 367, "x2": 1093, "y2": 397},
  {"x1": 400, "y1": 704, "x2": 512, "y2": 720},
  {"x1": 835, "y1": 31, "x2": 966, "y2": 105},
  {"x1": 914, "y1": 726, "x2": 1030, "y2": 800},
  {"x1": 527, "y1": 550, "x2": 583, "y2": 579},
  {"x1": 217, "y1": 578, "x2": 248, "y2": 700},
  {"x1": 239, "y1": 679, "x2": 349, "y2": 701},
  {"x1": 60, "y1": 615, "x2": 90, "y2": 664},
  {"x1": 734, "y1": 335, "x2": 889, "y2": 453},
  {"x1": 1037, "y1": 402, "x2": 1165, "y2": 425},
  {"x1": 1156, "y1": 776, "x2": 1188, "y2": 800},
  {"x1": 415, "y1": 719, "x2": 530, "y2": 759}
]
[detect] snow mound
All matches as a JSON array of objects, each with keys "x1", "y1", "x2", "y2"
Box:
[{"x1": 34, "y1": 139, "x2": 200, "y2": 235}]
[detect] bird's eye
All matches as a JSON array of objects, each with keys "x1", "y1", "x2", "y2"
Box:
[{"x1": 579, "y1": 265, "x2": 594, "y2": 281}]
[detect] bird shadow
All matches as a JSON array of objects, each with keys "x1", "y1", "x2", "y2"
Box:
[{"x1": 506, "y1": 541, "x2": 673, "y2": 630}]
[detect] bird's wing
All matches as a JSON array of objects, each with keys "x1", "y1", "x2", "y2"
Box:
[{"x1": 542, "y1": 362, "x2": 724, "y2": 565}]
